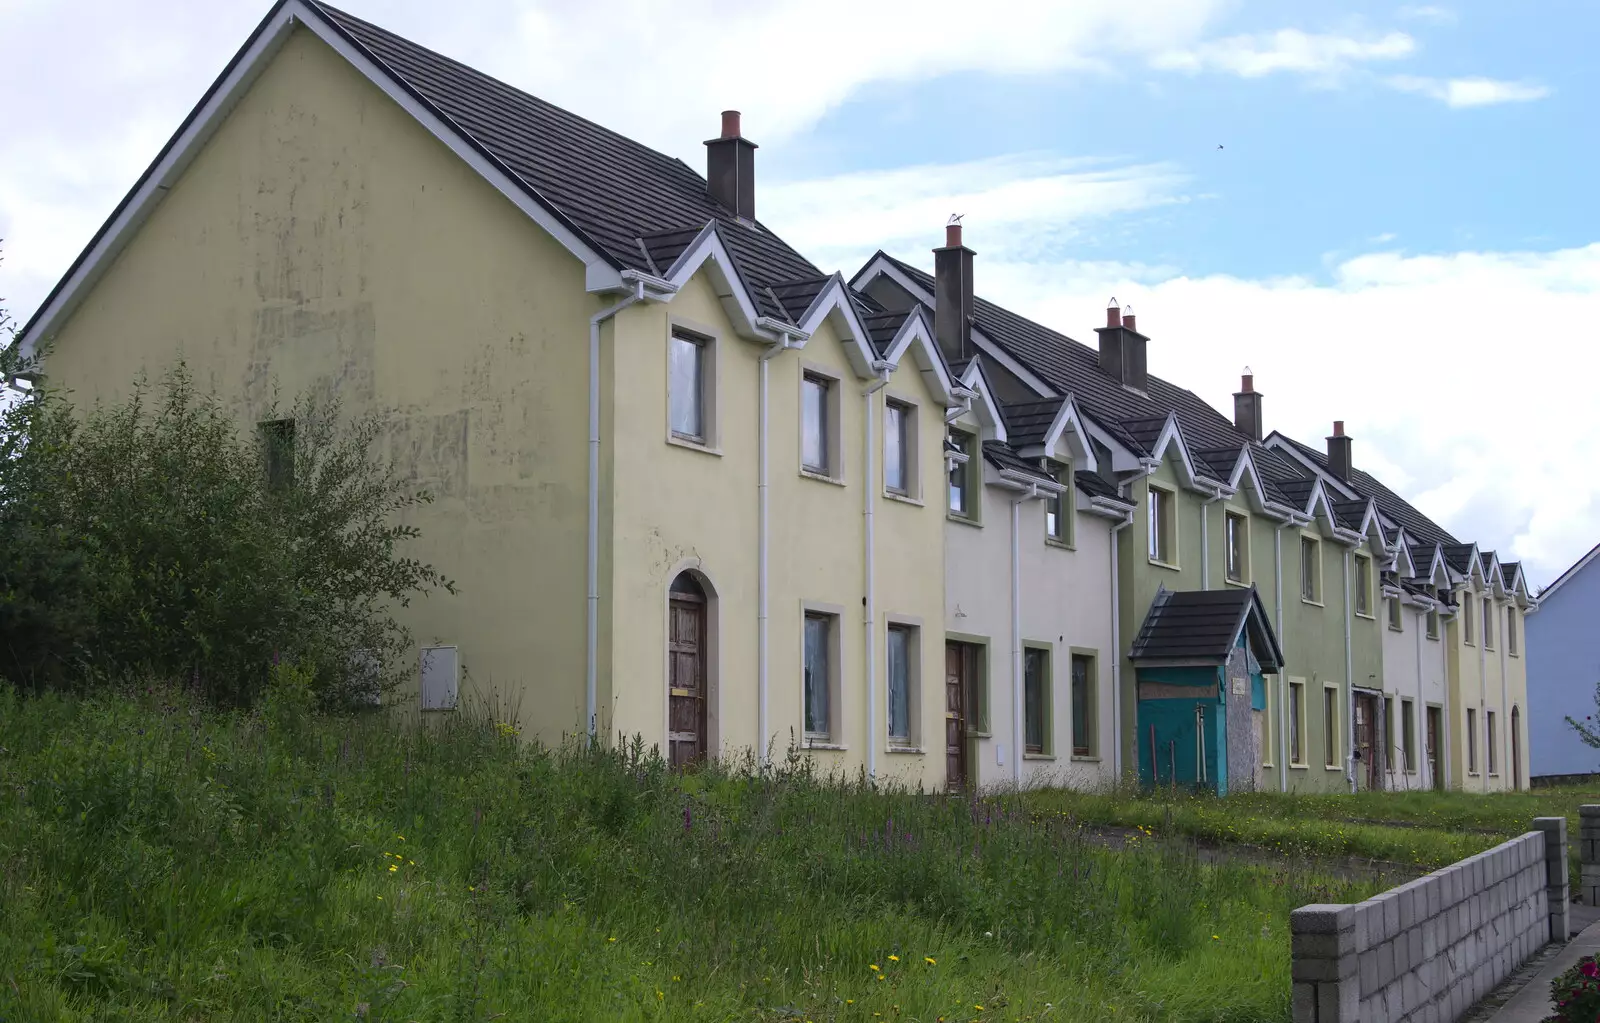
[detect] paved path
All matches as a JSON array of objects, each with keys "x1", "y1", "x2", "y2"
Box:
[{"x1": 1480, "y1": 909, "x2": 1600, "y2": 1022}]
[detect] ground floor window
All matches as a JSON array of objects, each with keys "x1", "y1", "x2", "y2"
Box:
[
  {"x1": 1289, "y1": 680, "x2": 1306, "y2": 766},
  {"x1": 1070, "y1": 653, "x2": 1094, "y2": 757},
  {"x1": 1486, "y1": 710, "x2": 1498, "y2": 775},
  {"x1": 1322, "y1": 685, "x2": 1339, "y2": 768},
  {"x1": 887, "y1": 623, "x2": 919, "y2": 745},
  {"x1": 1467, "y1": 707, "x2": 1478, "y2": 773},
  {"x1": 803, "y1": 612, "x2": 836, "y2": 741},
  {"x1": 1024, "y1": 647, "x2": 1050, "y2": 755},
  {"x1": 1401, "y1": 699, "x2": 1416, "y2": 772}
]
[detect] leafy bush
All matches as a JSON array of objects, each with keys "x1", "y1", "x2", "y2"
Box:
[
  {"x1": 0, "y1": 329, "x2": 452, "y2": 705},
  {"x1": 1545, "y1": 954, "x2": 1600, "y2": 1022}
]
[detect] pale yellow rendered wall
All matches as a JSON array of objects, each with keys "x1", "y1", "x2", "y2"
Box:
[
  {"x1": 36, "y1": 27, "x2": 597, "y2": 737},
  {"x1": 606, "y1": 287, "x2": 948, "y2": 786},
  {"x1": 1447, "y1": 582, "x2": 1528, "y2": 790}
]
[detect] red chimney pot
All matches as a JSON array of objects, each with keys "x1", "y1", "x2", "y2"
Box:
[
  {"x1": 945, "y1": 223, "x2": 962, "y2": 248},
  {"x1": 1123, "y1": 306, "x2": 1137, "y2": 332},
  {"x1": 1241, "y1": 373, "x2": 1254, "y2": 393},
  {"x1": 720, "y1": 110, "x2": 741, "y2": 139},
  {"x1": 1333, "y1": 420, "x2": 1345, "y2": 437},
  {"x1": 1106, "y1": 299, "x2": 1121, "y2": 328}
]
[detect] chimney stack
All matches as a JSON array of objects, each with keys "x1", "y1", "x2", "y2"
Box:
[
  {"x1": 705, "y1": 110, "x2": 757, "y2": 221},
  {"x1": 933, "y1": 218, "x2": 975, "y2": 363},
  {"x1": 1233, "y1": 367, "x2": 1263, "y2": 442},
  {"x1": 1327, "y1": 420, "x2": 1352, "y2": 480},
  {"x1": 1095, "y1": 298, "x2": 1149, "y2": 392}
]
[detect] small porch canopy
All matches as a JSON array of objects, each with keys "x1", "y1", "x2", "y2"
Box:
[{"x1": 1129, "y1": 585, "x2": 1285, "y2": 671}]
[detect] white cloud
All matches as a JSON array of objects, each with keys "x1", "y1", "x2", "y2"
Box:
[
  {"x1": 757, "y1": 162, "x2": 1600, "y2": 588},
  {"x1": 1387, "y1": 75, "x2": 1551, "y2": 107},
  {"x1": 1152, "y1": 29, "x2": 1415, "y2": 78},
  {"x1": 1397, "y1": 6, "x2": 1458, "y2": 26}
]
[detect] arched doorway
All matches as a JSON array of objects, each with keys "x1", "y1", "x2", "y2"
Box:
[
  {"x1": 667, "y1": 573, "x2": 709, "y2": 768},
  {"x1": 1511, "y1": 705, "x2": 1522, "y2": 791}
]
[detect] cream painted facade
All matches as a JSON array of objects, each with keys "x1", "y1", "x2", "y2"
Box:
[
  {"x1": 26, "y1": 23, "x2": 958, "y2": 788},
  {"x1": 1446, "y1": 576, "x2": 1531, "y2": 792},
  {"x1": 943, "y1": 411, "x2": 1122, "y2": 792}
]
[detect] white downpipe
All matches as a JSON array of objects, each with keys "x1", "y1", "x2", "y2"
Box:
[
  {"x1": 1442, "y1": 603, "x2": 1453, "y2": 789},
  {"x1": 1008, "y1": 486, "x2": 1038, "y2": 787},
  {"x1": 1499, "y1": 612, "x2": 1509, "y2": 788},
  {"x1": 1343, "y1": 548, "x2": 1356, "y2": 793},
  {"x1": 1478, "y1": 596, "x2": 1487, "y2": 792},
  {"x1": 757, "y1": 337, "x2": 795, "y2": 763},
  {"x1": 586, "y1": 282, "x2": 646, "y2": 742},
  {"x1": 1108, "y1": 511, "x2": 1134, "y2": 781},
  {"x1": 1200, "y1": 491, "x2": 1223, "y2": 589},
  {"x1": 862, "y1": 365, "x2": 891, "y2": 780},
  {"x1": 1275, "y1": 525, "x2": 1287, "y2": 792}
]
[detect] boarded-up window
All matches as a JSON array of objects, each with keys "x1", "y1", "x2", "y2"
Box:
[{"x1": 420, "y1": 645, "x2": 458, "y2": 711}]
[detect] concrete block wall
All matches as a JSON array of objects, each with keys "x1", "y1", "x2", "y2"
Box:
[
  {"x1": 1580, "y1": 805, "x2": 1600, "y2": 907},
  {"x1": 1291, "y1": 819, "x2": 1568, "y2": 1023}
]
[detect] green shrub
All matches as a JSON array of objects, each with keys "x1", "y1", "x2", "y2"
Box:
[{"x1": 1, "y1": 329, "x2": 451, "y2": 706}]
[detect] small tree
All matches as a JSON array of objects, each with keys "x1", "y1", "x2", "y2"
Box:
[
  {"x1": 1565, "y1": 683, "x2": 1600, "y2": 754},
  {"x1": 0, "y1": 346, "x2": 454, "y2": 706}
]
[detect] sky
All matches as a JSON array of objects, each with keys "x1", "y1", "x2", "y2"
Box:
[{"x1": 2, "y1": 0, "x2": 1597, "y2": 588}]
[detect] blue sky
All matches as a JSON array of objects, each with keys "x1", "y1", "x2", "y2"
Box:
[{"x1": 2, "y1": 0, "x2": 1597, "y2": 585}]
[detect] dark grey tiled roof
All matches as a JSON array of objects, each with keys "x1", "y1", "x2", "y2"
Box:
[
  {"x1": 1501, "y1": 562, "x2": 1522, "y2": 589},
  {"x1": 1407, "y1": 543, "x2": 1440, "y2": 577},
  {"x1": 981, "y1": 441, "x2": 1056, "y2": 485},
  {"x1": 1129, "y1": 586, "x2": 1284, "y2": 670},
  {"x1": 1443, "y1": 544, "x2": 1477, "y2": 573},
  {"x1": 1001, "y1": 399, "x2": 1064, "y2": 447},
  {"x1": 1330, "y1": 499, "x2": 1371, "y2": 531},
  {"x1": 1074, "y1": 470, "x2": 1124, "y2": 502},
  {"x1": 1274, "y1": 435, "x2": 1458, "y2": 548},
  {"x1": 313, "y1": 3, "x2": 823, "y2": 323}
]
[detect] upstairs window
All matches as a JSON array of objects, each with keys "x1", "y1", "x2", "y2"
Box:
[
  {"x1": 1301, "y1": 537, "x2": 1322, "y2": 603},
  {"x1": 1508, "y1": 608, "x2": 1519, "y2": 655},
  {"x1": 948, "y1": 431, "x2": 976, "y2": 519},
  {"x1": 884, "y1": 400, "x2": 911, "y2": 496},
  {"x1": 1463, "y1": 594, "x2": 1475, "y2": 646},
  {"x1": 1354, "y1": 555, "x2": 1373, "y2": 616},
  {"x1": 1045, "y1": 465, "x2": 1073, "y2": 545},
  {"x1": 1387, "y1": 596, "x2": 1403, "y2": 631},
  {"x1": 1147, "y1": 485, "x2": 1176, "y2": 565},
  {"x1": 1426, "y1": 608, "x2": 1440, "y2": 640},
  {"x1": 1482, "y1": 597, "x2": 1495, "y2": 650},
  {"x1": 801, "y1": 373, "x2": 832, "y2": 475},
  {"x1": 1225, "y1": 511, "x2": 1248, "y2": 583},
  {"x1": 668, "y1": 332, "x2": 708, "y2": 442}
]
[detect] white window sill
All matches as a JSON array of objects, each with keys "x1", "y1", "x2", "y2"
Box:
[
  {"x1": 1023, "y1": 752, "x2": 1055, "y2": 761},
  {"x1": 947, "y1": 513, "x2": 982, "y2": 528},
  {"x1": 803, "y1": 740, "x2": 847, "y2": 751},
  {"x1": 800, "y1": 469, "x2": 845, "y2": 486},
  {"x1": 1356, "y1": 612, "x2": 1377, "y2": 621},
  {"x1": 884, "y1": 491, "x2": 923, "y2": 507},
  {"x1": 887, "y1": 745, "x2": 924, "y2": 755},
  {"x1": 1071, "y1": 754, "x2": 1100, "y2": 763},
  {"x1": 1388, "y1": 626, "x2": 1404, "y2": 633},
  {"x1": 1325, "y1": 765, "x2": 1343, "y2": 771},
  {"x1": 1045, "y1": 537, "x2": 1076, "y2": 552},
  {"x1": 1148, "y1": 558, "x2": 1181, "y2": 572},
  {"x1": 1289, "y1": 763, "x2": 1309, "y2": 771},
  {"x1": 667, "y1": 435, "x2": 722, "y2": 456},
  {"x1": 1302, "y1": 598, "x2": 1325, "y2": 608},
  {"x1": 1224, "y1": 577, "x2": 1251, "y2": 588}
]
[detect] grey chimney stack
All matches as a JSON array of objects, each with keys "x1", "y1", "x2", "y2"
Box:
[
  {"x1": 933, "y1": 221, "x2": 975, "y2": 363},
  {"x1": 1095, "y1": 299, "x2": 1149, "y2": 392},
  {"x1": 1233, "y1": 368, "x2": 1264, "y2": 442},
  {"x1": 1327, "y1": 420, "x2": 1353, "y2": 480},
  {"x1": 705, "y1": 110, "x2": 757, "y2": 220}
]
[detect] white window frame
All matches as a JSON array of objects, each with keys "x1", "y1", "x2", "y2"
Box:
[
  {"x1": 1147, "y1": 483, "x2": 1178, "y2": 568},
  {"x1": 801, "y1": 604, "x2": 844, "y2": 747},
  {"x1": 667, "y1": 327, "x2": 718, "y2": 451},
  {"x1": 1045, "y1": 462, "x2": 1075, "y2": 547},
  {"x1": 947, "y1": 429, "x2": 978, "y2": 522}
]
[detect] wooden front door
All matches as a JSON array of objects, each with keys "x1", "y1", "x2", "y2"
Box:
[
  {"x1": 1426, "y1": 706, "x2": 1443, "y2": 790},
  {"x1": 945, "y1": 642, "x2": 970, "y2": 792},
  {"x1": 667, "y1": 582, "x2": 707, "y2": 769},
  {"x1": 1354, "y1": 692, "x2": 1381, "y2": 790}
]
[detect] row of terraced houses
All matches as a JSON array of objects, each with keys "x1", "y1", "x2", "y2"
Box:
[{"x1": 12, "y1": 0, "x2": 1532, "y2": 793}]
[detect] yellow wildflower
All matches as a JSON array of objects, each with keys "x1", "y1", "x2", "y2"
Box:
[
  {"x1": 924, "y1": 957, "x2": 937, "y2": 965},
  {"x1": 888, "y1": 954, "x2": 899, "y2": 962},
  {"x1": 608, "y1": 937, "x2": 617, "y2": 943},
  {"x1": 869, "y1": 964, "x2": 880, "y2": 972},
  {"x1": 656, "y1": 991, "x2": 663, "y2": 1001},
  {"x1": 388, "y1": 865, "x2": 398, "y2": 873}
]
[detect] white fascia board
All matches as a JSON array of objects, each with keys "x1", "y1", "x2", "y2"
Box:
[
  {"x1": 882, "y1": 307, "x2": 958, "y2": 404},
  {"x1": 1086, "y1": 494, "x2": 1137, "y2": 520},
  {"x1": 1536, "y1": 540, "x2": 1600, "y2": 604},
  {"x1": 21, "y1": 0, "x2": 629, "y2": 363},
  {"x1": 795, "y1": 275, "x2": 877, "y2": 377},
  {"x1": 1149, "y1": 415, "x2": 1207, "y2": 493},
  {"x1": 1034, "y1": 396, "x2": 1099, "y2": 474},
  {"x1": 852, "y1": 254, "x2": 1057, "y2": 400},
  {"x1": 997, "y1": 468, "x2": 1064, "y2": 495},
  {"x1": 957, "y1": 362, "x2": 1007, "y2": 444},
  {"x1": 1229, "y1": 452, "x2": 1292, "y2": 523},
  {"x1": 663, "y1": 223, "x2": 769, "y2": 340}
]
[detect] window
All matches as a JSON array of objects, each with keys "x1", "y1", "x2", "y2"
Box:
[
  {"x1": 887, "y1": 623, "x2": 918, "y2": 746},
  {"x1": 1225, "y1": 511, "x2": 1248, "y2": 583},
  {"x1": 1486, "y1": 710, "x2": 1498, "y2": 775},
  {"x1": 801, "y1": 373, "x2": 832, "y2": 475},
  {"x1": 1466, "y1": 707, "x2": 1478, "y2": 773},
  {"x1": 420, "y1": 645, "x2": 459, "y2": 711},
  {"x1": 1301, "y1": 537, "x2": 1322, "y2": 603},
  {"x1": 1045, "y1": 466, "x2": 1073, "y2": 545},
  {"x1": 1426, "y1": 608, "x2": 1440, "y2": 640},
  {"x1": 1387, "y1": 596, "x2": 1403, "y2": 631},
  {"x1": 948, "y1": 430, "x2": 976, "y2": 519},
  {"x1": 669, "y1": 332, "x2": 708, "y2": 441},
  {"x1": 1508, "y1": 608, "x2": 1519, "y2": 655},
  {"x1": 1323, "y1": 685, "x2": 1339, "y2": 768},
  {"x1": 260, "y1": 419, "x2": 295, "y2": 491},
  {"x1": 1147, "y1": 485, "x2": 1175, "y2": 565},
  {"x1": 1024, "y1": 647, "x2": 1050, "y2": 755},
  {"x1": 884, "y1": 401, "x2": 911, "y2": 496},
  {"x1": 1354, "y1": 555, "x2": 1373, "y2": 616},
  {"x1": 1070, "y1": 653, "x2": 1095, "y2": 757},
  {"x1": 1482, "y1": 598, "x2": 1494, "y2": 650},
  {"x1": 803, "y1": 612, "x2": 835, "y2": 741},
  {"x1": 1289, "y1": 680, "x2": 1306, "y2": 766},
  {"x1": 1462, "y1": 594, "x2": 1475, "y2": 645},
  {"x1": 1384, "y1": 696, "x2": 1395, "y2": 767},
  {"x1": 1401, "y1": 699, "x2": 1416, "y2": 772}
]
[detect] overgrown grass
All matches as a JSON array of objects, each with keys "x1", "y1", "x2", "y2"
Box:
[
  {"x1": 1028, "y1": 784, "x2": 1599, "y2": 890},
  {"x1": 0, "y1": 685, "x2": 1392, "y2": 1023}
]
